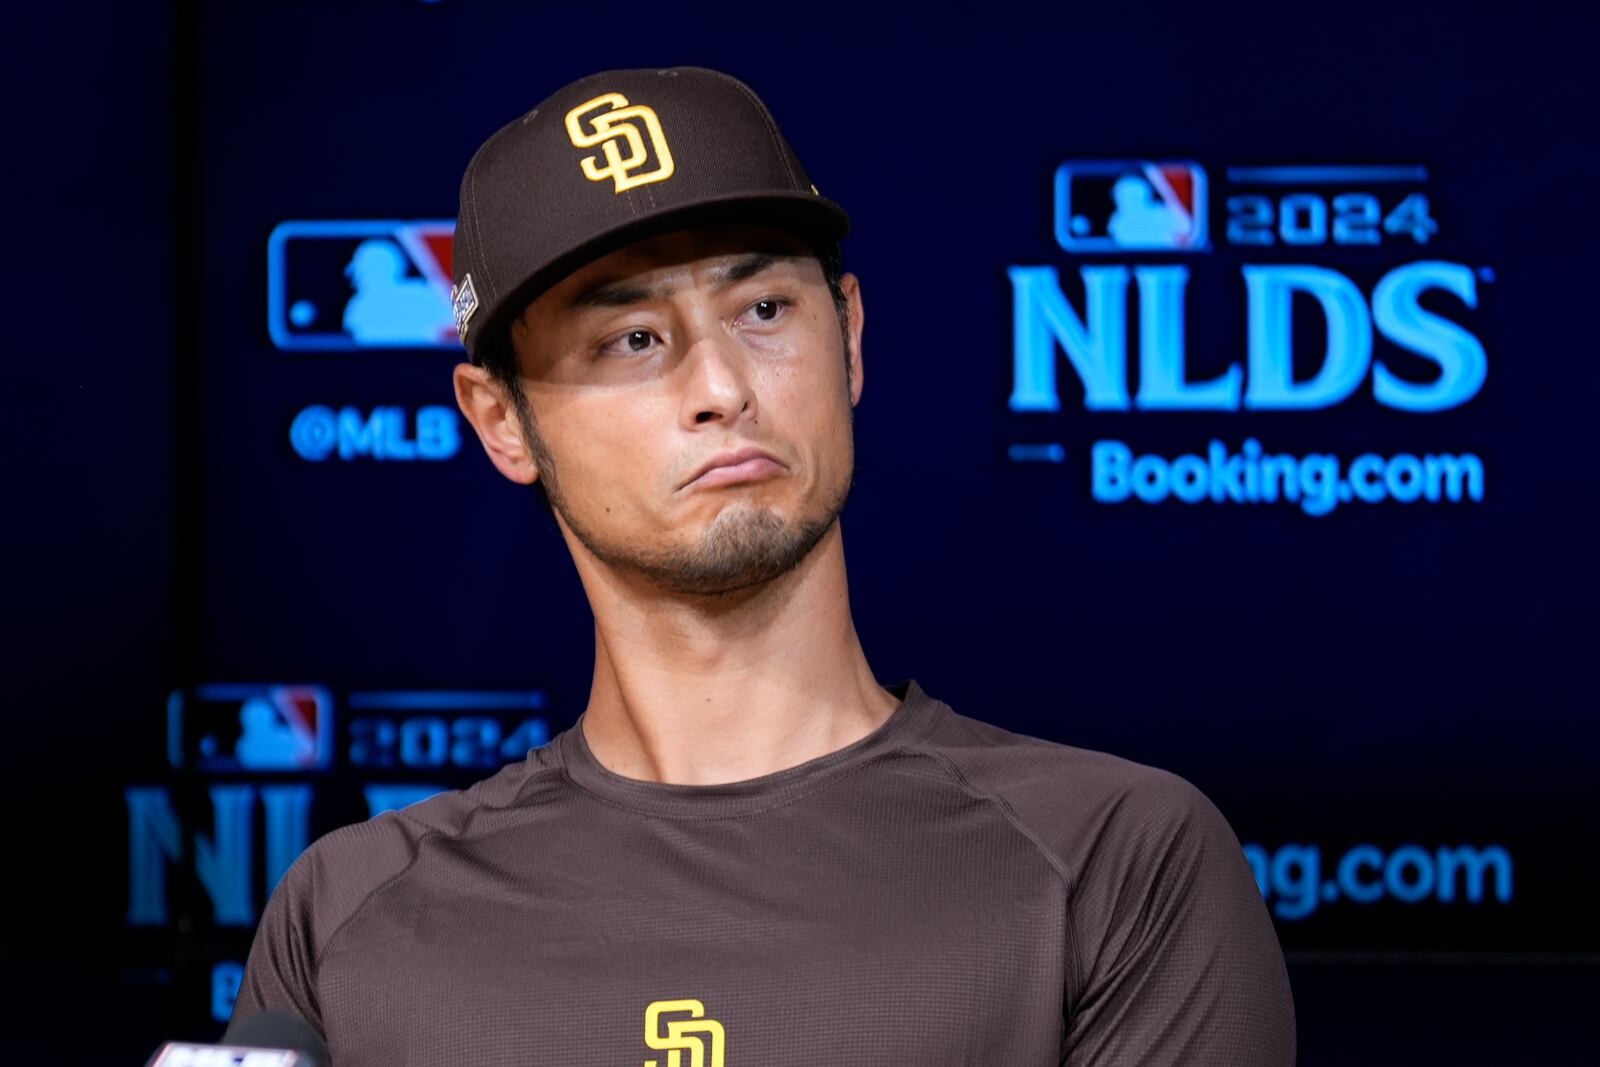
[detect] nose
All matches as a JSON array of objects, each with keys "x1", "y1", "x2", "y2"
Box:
[{"x1": 678, "y1": 328, "x2": 758, "y2": 428}]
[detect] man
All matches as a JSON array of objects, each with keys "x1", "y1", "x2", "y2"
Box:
[{"x1": 232, "y1": 66, "x2": 1296, "y2": 1065}]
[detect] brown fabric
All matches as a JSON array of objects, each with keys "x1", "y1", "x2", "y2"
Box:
[
  {"x1": 233, "y1": 679, "x2": 1295, "y2": 1065},
  {"x1": 451, "y1": 65, "x2": 849, "y2": 362}
]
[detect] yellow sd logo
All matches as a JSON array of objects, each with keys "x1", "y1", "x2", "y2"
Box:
[
  {"x1": 643, "y1": 998, "x2": 725, "y2": 1067},
  {"x1": 564, "y1": 92, "x2": 676, "y2": 194}
]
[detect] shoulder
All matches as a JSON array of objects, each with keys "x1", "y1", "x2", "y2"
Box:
[
  {"x1": 912, "y1": 707, "x2": 1236, "y2": 883},
  {"x1": 236, "y1": 752, "x2": 568, "y2": 1025},
  {"x1": 267, "y1": 752, "x2": 565, "y2": 960},
  {"x1": 909, "y1": 704, "x2": 1294, "y2": 1061}
]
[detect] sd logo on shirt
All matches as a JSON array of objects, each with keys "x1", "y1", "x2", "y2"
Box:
[{"x1": 643, "y1": 998, "x2": 725, "y2": 1067}]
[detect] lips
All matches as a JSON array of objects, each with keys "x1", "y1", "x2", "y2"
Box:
[{"x1": 680, "y1": 446, "x2": 787, "y2": 491}]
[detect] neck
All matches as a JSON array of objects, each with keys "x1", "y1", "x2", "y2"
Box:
[{"x1": 569, "y1": 520, "x2": 900, "y2": 785}]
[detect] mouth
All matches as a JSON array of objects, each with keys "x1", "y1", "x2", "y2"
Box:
[{"x1": 679, "y1": 446, "x2": 788, "y2": 491}]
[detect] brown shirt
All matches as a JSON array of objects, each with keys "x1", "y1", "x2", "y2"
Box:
[{"x1": 233, "y1": 679, "x2": 1296, "y2": 1065}]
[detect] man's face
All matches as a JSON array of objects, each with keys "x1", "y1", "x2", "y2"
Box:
[{"x1": 458, "y1": 222, "x2": 865, "y2": 598}]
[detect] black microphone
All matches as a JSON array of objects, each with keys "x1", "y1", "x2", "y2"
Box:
[{"x1": 144, "y1": 1010, "x2": 330, "y2": 1066}]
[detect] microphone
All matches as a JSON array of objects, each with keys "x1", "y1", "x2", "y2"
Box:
[{"x1": 144, "y1": 1010, "x2": 330, "y2": 1067}]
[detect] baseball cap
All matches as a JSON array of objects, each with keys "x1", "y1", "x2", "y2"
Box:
[{"x1": 450, "y1": 66, "x2": 851, "y2": 364}]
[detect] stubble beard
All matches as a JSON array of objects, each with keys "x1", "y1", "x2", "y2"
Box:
[{"x1": 535, "y1": 429, "x2": 856, "y2": 599}]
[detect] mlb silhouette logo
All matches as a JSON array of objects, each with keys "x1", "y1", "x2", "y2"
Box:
[
  {"x1": 267, "y1": 220, "x2": 459, "y2": 350},
  {"x1": 168, "y1": 683, "x2": 334, "y2": 771},
  {"x1": 1054, "y1": 161, "x2": 1209, "y2": 252}
]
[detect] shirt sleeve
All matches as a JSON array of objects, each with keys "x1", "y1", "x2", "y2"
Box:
[
  {"x1": 230, "y1": 846, "x2": 325, "y2": 1035},
  {"x1": 1061, "y1": 771, "x2": 1296, "y2": 1066}
]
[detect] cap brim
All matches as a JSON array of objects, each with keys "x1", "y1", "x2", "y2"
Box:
[{"x1": 472, "y1": 190, "x2": 850, "y2": 364}]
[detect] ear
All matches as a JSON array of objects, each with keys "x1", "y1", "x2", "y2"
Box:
[
  {"x1": 452, "y1": 361, "x2": 542, "y2": 486},
  {"x1": 841, "y1": 272, "x2": 865, "y2": 407}
]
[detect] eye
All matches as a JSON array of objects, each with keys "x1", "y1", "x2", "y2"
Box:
[
  {"x1": 739, "y1": 297, "x2": 791, "y2": 326},
  {"x1": 597, "y1": 327, "x2": 661, "y2": 358}
]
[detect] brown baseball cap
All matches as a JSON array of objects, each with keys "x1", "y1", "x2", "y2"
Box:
[{"x1": 450, "y1": 66, "x2": 851, "y2": 364}]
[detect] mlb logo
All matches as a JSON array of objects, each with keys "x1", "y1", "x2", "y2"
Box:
[
  {"x1": 168, "y1": 683, "x2": 334, "y2": 771},
  {"x1": 1054, "y1": 161, "x2": 1208, "y2": 252},
  {"x1": 267, "y1": 219, "x2": 459, "y2": 350}
]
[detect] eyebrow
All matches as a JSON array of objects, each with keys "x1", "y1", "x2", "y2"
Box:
[
  {"x1": 566, "y1": 253, "x2": 792, "y2": 310},
  {"x1": 568, "y1": 281, "x2": 661, "y2": 309},
  {"x1": 709, "y1": 252, "x2": 784, "y2": 287}
]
